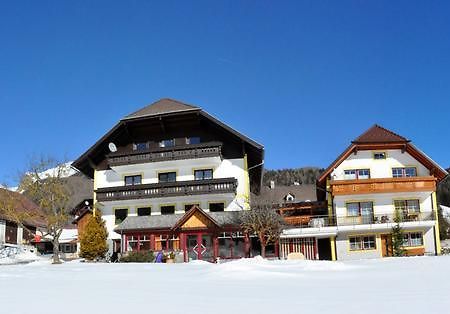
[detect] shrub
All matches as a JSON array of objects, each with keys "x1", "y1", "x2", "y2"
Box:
[{"x1": 120, "y1": 251, "x2": 155, "y2": 263}]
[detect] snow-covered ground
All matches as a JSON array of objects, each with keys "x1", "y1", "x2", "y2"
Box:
[{"x1": 1, "y1": 256, "x2": 449, "y2": 314}]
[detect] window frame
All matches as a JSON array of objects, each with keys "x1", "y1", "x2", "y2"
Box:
[
  {"x1": 346, "y1": 201, "x2": 374, "y2": 217},
  {"x1": 209, "y1": 202, "x2": 225, "y2": 212},
  {"x1": 114, "y1": 208, "x2": 128, "y2": 224},
  {"x1": 133, "y1": 142, "x2": 148, "y2": 151},
  {"x1": 160, "y1": 205, "x2": 176, "y2": 215},
  {"x1": 159, "y1": 139, "x2": 175, "y2": 148},
  {"x1": 344, "y1": 169, "x2": 371, "y2": 180},
  {"x1": 158, "y1": 172, "x2": 177, "y2": 183},
  {"x1": 137, "y1": 207, "x2": 151, "y2": 216},
  {"x1": 373, "y1": 152, "x2": 387, "y2": 160},
  {"x1": 349, "y1": 235, "x2": 377, "y2": 251},
  {"x1": 186, "y1": 137, "x2": 201, "y2": 145},
  {"x1": 392, "y1": 167, "x2": 417, "y2": 178},
  {"x1": 194, "y1": 169, "x2": 213, "y2": 181},
  {"x1": 402, "y1": 232, "x2": 424, "y2": 247},
  {"x1": 124, "y1": 175, "x2": 142, "y2": 186}
]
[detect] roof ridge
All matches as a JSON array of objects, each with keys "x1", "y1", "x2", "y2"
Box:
[
  {"x1": 123, "y1": 98, "x2": 201, "y2": 120},
  {"x1": 352, "y1": 124, "x2": 409, "y2": 143}
]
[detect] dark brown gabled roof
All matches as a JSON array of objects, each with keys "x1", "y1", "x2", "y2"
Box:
[
  {"x1": 352, "y1": 124, "x2": 409, "y2": 144},
  {"x1": 123, "y1": 98, "x2": 200, "y2": 121},
  {"x1": 0, "y1": 188, "x2": 46, "y2": 227}
]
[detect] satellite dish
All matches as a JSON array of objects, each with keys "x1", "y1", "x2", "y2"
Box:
[{"x1": 108, "y1": 142, "x2": 117, "y2": 153}]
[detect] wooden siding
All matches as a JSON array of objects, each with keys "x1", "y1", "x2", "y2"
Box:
[
  {"x1": 181, "y1": 212, "x2": 215, "y2": 230},
  {"x1": 330, "y1": 176, "x2": 436, "y2": 195}
]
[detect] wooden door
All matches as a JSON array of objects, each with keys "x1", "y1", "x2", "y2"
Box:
[
  {"x1": 381, "y1": 234, "x2": 392, "y2": 257},
  {"x1": 5, "y1": 221, "x2": 18, "y2": 244}
]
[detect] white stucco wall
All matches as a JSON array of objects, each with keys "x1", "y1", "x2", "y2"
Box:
[
  {"x1": 335, "y1": 227, "x2": 436, "y2": 261},
  {"x1": 332, "y1": 149, "x2": 430, "y2": 180},
  {"x1": 334, "y1": 192, "x2": 434, "y2": 217},
  {"x1": 94, "y1": 156, "x2": 248, "y2": 244},
  {"x1": 0, "y1": 220, "x2": 5, "y2": 244}
]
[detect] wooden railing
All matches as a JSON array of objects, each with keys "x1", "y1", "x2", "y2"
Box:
[
  {"x1": 330, "y1": 176, "x2": 436, "y2": 195},
  {"x1": 96, "y1": 178, "x2": 237, "y2": 202},
  {"x1": 107, "y1": 142, "x2": 222, "y2": 167}
]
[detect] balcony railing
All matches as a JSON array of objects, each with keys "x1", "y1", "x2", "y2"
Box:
[
  {"x1": 330, "y1": 176, "x2": 437, "y2": 195},
  {"x1": 107, "y1": 142, "x2": 222, "y2": 167},
  {"x1": 336, "y1": 211, "x2": 435, "y2": 226},
  {"x1": 96, "y1": 177, "x2": 237, "y2": 202},
  {"x1": 282, "y1": 211, "x2": 435, "y2": 228}
]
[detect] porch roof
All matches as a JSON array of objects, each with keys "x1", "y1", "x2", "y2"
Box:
[{"x1": 114, "y1": 210, "x2": 243, "y2": 232}]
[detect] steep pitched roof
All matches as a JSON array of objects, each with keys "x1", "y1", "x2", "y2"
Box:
[
  {"x1": 318, "y1": 124, "x2": 448, "y2": 184},
  {"x1": 352, "y1": 124, "x2": 409, "y2": 144},
  {"x1": 0, "y1": 188, "x2": 45, "y2": 227},
  {"x1": 123, "y1": 98, "x2": 200, "y2": 120}
]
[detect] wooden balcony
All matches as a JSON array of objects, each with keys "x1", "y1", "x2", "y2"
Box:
[
  {"x1": 95, "y1": 178, "x2": 237, "y2": 202},
  {"x1": 107, "y1": 142, "x2": 222, "y2": 167},
  {"x1": 330, "y1": 176, "x2": 436, "y2": 195}
]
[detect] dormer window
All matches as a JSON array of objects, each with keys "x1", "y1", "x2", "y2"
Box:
[
  {"x1": 159, "y1": 139, "x2": 175, "y2": 148},
  {"x1": 186, "y1": 137, "x2": 200, "y2": 145},
  {"x1": 344, "y1": 169, "x2": 370, "y2": 180},
  {"x1": 133, "y1": 142, "x2": 148, "y2": 151}
]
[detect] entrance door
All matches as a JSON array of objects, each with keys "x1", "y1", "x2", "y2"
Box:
[
  {"x1": 381, "y1": 234, "x2": 393, "y2": 257},
  {"x1": 185, "y1": 234, "x2": 214, "y2": 261},
  {"x1": 5, "y1": 221, "x2": 18, "y2": 244}
]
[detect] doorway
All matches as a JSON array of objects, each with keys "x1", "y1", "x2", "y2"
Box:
[
  {"x1": 185, "y1": 233, "x2": 214, "y2": 262},
  {"x1": 381, "y1": 234, "x2": 393, "y2": 257}
]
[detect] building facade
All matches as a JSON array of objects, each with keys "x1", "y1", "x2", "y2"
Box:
[
  {"x1": 280, "y1": 125, "x2": 448, "y2": 260},
  {"x1": 72, "y1": 98, "x2": 266, "y2": 261}
]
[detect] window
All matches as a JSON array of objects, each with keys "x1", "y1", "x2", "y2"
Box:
[
  {"x1": 344, "y1": 169, "x2": 370, "y2": 180},
  {"x1": 125, "y1": 175, "x2": 142, "y2": 186},
  {"x1": 184, "y1": 203, "x2": 200, "y2": 212},
  {"x1": 59, "y1": 243, "x2": 77, "y2": 253},
  {"x1": 161, "y1": 205, "x2": 175, "y2": 215},
  {"x1": 155, "y1": 235, "x2": 180, "y2": 251},
  {"x1": 158, "y1": 172, "x2": 176, "y2": 183},
  {"x1": 140, "y1": 235, "x2": 151, "y2": 251},
  {"x1": 137, "y1": 207, "x2": 151, "y2": 216},
  {"x1": 115, "y1": 208, "x2": 128, "y2": 224},
  {"x1": 209, "y1": 202, "x2": 225, "y2": 212},
  {"x1": 346, "y1": 202, "x2": 373, "y2": 217},
  {"x1": 392, "y1": 167, "x2": 417, "y2": 178},
  {"x1": 186, "y1": 137, "x2": 200, "y2": 145},
  {"x1": 373, "y1": 152, "x2": 387, "y2": 160},
  {"x1": 159, "y1": 139, "x2": 175, "y2": 148},
  {"x1": 133, "y1": 142, "x2": 148, "y2": 151},
  {"x1": 127, "y1": 235, "x2": 138, "y2": 251},
  {"x1": 194, "y1": 169, "x2": 213, "y2": 181},
  {"x1": 403, "y1": 232, "x2": 423, "y2": 247},
  {"x1": 349, "y1": 235, "x2": 376, "y2": 251},
  {"x1": 394, "y1": 200, "x2": 420, "y2": 215}
]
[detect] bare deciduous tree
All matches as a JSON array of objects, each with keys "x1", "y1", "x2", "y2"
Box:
[
  {"x1": 17, "y1": 157, "x2": 73, "y2": 264},
  {"x1": 241, "y1": 205, "x2": 283, "y2": 258}
]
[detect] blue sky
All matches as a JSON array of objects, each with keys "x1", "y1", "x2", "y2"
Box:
[{"x1": 1, "y1": 1, "x2": 449, "y2": 184}]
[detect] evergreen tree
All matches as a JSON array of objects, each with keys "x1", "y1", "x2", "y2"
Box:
[
  {"x1": 79, "y1": 210, "x2": 109, "y2": 261},
  {"x1": 392, "y1": 208, "x2": 406, "y2": 257}
]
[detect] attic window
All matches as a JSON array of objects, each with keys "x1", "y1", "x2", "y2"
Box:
[
  {"x1": 186, "y1": 137, "x2": 200, "y2": 145},
  {"x1": 133, "y1": 142, "x2": 148, "y2": 151},
  {"x1": 159, "y1": 139, "x2": 175, "y2": 148},
  {"x1": 373, "y1": 152, "x2": 386, "y2": 160}
]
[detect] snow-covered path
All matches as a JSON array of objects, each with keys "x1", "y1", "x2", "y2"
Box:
[{"x1": 1, "y1": 256, "x2": 449, "y2": 314}]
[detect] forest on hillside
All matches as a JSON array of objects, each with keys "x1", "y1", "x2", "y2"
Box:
[{"x1": 262, "y1": 168, "x2": 324, "y2": 186}]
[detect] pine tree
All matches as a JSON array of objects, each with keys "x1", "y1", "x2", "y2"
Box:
[
  {"x1": 392, "y1": 208, "x2": 406, "y2": 257},
  {"x1": 79, "y1": 210, "x2": 109, "y2": 261}
]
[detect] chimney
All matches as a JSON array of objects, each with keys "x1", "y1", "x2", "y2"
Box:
[{"x1": 270, "y1": 181, "x2": 275, "y2": 189}]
